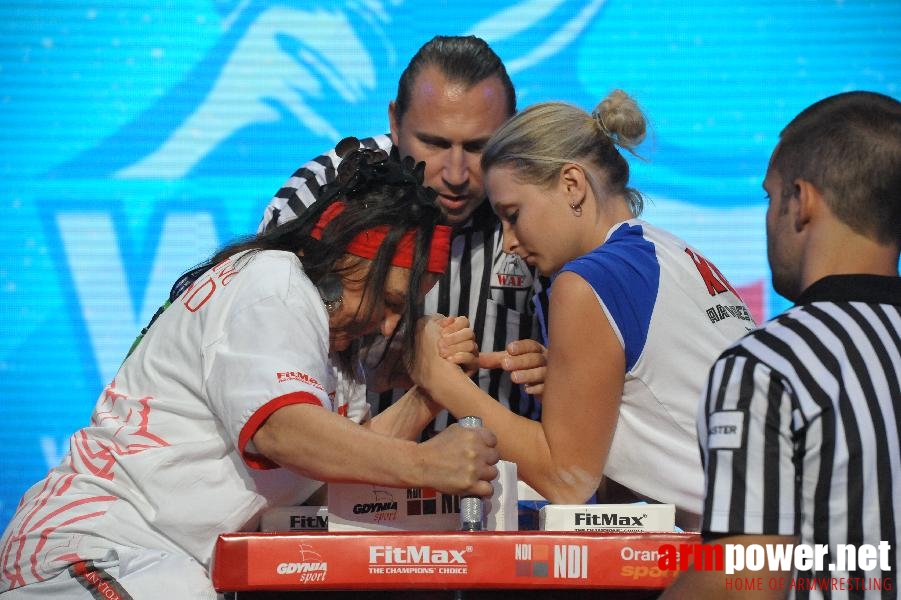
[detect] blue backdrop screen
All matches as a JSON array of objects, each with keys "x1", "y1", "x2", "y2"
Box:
[{"x1": 1, "y1": 0, "x2": 899, "y2": 528}]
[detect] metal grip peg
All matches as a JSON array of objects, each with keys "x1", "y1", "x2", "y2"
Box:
[{"x1": 458, "y1": 415, "x2": 484, "y2": 532}]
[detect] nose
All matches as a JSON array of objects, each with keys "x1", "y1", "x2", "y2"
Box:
[
  {"x1": 501, "y1": 221, "x2": 519, "y2": 254},
  {"x1": 442, "y1": 146, "x2": 469, "y2": 189},
  {"x1": 380, "y1": 310, "x2": 402, "y2": 338}
]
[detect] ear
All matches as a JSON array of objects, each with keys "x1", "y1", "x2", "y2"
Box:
[
  {"x1": 388, "y1": 101, "x2": 400, "y2": 145},
  {"x1": 793, "y1": 179, "x2": 822, "y2": 232},
  {"x1": 559, "y1": 163, "x2": 588, "y2": 203}
]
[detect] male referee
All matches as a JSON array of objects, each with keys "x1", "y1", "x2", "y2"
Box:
[
  {"x1": 259, "y1": 35, "x2": 547, "y2": 432},
  {"x1": 663, "y1": 91, "x2": 901, "y2": 598}
]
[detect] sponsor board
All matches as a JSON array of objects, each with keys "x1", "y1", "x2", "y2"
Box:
[{"x1": 212, "y1": 531, "x2": 700, "y2": 591}]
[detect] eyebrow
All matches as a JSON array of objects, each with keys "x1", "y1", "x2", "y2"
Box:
[{"x1": 416, "y1": 132, "x2": 492, "y2": 147}]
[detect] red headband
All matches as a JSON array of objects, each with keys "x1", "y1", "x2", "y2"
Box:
[{"x1": 311, "y1": 202, "x2": 451, "y2": 274}]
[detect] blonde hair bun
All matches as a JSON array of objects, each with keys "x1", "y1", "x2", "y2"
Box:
[{"x1": 592, "y1": 89, "x2": 647, "y2": 151}]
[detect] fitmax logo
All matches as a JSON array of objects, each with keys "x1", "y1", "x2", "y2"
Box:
[
  {"x1": 575, "y1": 513, "x2": 647, "y2": 527},
  {"x1": 369, "y1": 545, "x2": 470, "y2": 565},
  {"x1": 290, "y1": 515, "x2": 327, "y2": 530}
]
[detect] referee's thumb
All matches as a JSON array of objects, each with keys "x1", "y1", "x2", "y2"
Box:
[{"x1": 477, "y1": 351, "x2": 506, "y2": 370}]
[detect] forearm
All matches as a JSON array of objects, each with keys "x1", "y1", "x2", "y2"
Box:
[
  {"x1": 426, "y1": 370, "x2": 598, "y2": 503},
  {"x1": 366, "y1": 385, "x2": 442, "y2": 440},
  {"x1": 254, "y1": 403, "x2": 430, "y2": 488}
]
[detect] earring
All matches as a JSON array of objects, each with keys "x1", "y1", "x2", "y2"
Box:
[
  {"x1": 316, "y1": 275, "x2": 343, "y2": 314},
  {"x1": 569, "y1": 202, "x2": 583, "y2": 217}
]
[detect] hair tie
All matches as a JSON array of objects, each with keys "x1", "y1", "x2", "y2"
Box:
[{"x1": 591, "y1": 109, "x2": 611, "y2": 138}]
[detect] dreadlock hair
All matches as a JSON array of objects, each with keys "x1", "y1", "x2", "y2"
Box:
[{"x1": 168, "y1": 139, "x2": 447, "y2": 375}]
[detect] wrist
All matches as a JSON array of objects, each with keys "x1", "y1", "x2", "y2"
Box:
[
  {"x1": 406, "y1": 385, "x2": 443, "y2": 421},
  {"x1": 405, "y1": 442, "x2": 431, "y2": 489},
  {"x1": 415, "y1": 365, "x2": 451, "y2": 399}
]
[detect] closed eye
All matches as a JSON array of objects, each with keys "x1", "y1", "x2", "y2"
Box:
[
  {"x1": 463, "y1": 140, "x2": 488, "y2": 153},
  {"x1": 417, "y1": 134, "x2": 451, "y2": 149}
]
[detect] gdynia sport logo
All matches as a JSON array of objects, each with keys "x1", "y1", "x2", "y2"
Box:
[{"x1": 657, "y1": 541, "x2": 892, "y2": 593}]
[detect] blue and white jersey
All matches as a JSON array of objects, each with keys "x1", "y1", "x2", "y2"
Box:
[{"x1": 559, "y1": 219, "x2": 754, "y2": 517}]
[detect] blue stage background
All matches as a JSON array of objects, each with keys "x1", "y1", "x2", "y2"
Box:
[{"x1": 1, "y1": 0, "x2": 899, "y2": 528}]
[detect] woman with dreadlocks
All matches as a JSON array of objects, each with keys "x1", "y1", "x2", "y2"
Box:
[{"x1": 0, "y1": 142, "x2": 499, "y2": 600}]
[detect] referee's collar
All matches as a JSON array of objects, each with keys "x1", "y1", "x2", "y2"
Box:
[{"x1": 795, "y1": 274, "x2": 901, "y2": 307}]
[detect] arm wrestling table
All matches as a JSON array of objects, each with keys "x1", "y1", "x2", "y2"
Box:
[{"x1": 212, "y1": 530, "x2": 700, "y2": 598}]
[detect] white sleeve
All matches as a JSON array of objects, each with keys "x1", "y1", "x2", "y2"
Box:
[{"x1": 204, "y1": 268, "x2": 334, "y2": 469}]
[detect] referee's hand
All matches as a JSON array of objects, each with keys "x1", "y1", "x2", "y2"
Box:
[{"x1": 478, "y1": 339, "x2": 547, "y2": 396}]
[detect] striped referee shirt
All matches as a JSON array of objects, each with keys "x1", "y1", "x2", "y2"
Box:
[
  {"x1": 259, "y1": 135, "x2": 543, "y2": 432},
  {"x1": 699, "y1": 274, "x2": 901, "y2": 598}
]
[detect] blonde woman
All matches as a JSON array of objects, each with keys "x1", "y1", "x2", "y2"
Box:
[{"x1": 413, "y1": 91, "x2": 754, "y2": 529}]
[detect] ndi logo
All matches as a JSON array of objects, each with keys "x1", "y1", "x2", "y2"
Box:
[
  {"x1": 406, "y1": 487, "x2": 460, "y2": 516},
  {"x1": 515, "y1": 544, "x2": 588, "y2": 579}
]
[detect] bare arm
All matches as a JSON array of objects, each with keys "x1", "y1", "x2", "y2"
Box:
[
  {"x1": 364, "y1": 315, "x2": 478, "y2": 440},
  {"x1": 253, "y1": 316, "x2": 493, "y2": 496},
  {"x1": 365, "y1": 385, "x2": 442, "y2": 440},
  {"x1": 412, "y1": 272, "x2": 624, "y2": 503},
  {"x1": 252, "y1": 402, "x2": 498, "y2": 497}
]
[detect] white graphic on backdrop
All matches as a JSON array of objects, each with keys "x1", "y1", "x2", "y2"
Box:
[
  {"x1": 114, "y1": 0, "x2": 605, "y2": 179},
  {"x1": 40, "y1": 436, "x2": 66, "y2": 472},
  {"x1": 470, "y1": 0, "x2": 606, "y2": 72},
  {"x1": 69, "y1": 0, "x2": 609, "y2": 385},
  {"x1": 58, "y1": 213, "x2": 220, "y2": 384},
  {"x1": 115, "y1": 8, "x2": 378, "y2": 179}
]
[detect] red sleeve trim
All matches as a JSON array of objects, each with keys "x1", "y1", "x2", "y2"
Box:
[{"x1": 239, "y1": 391, "x2": 324, "y2": 470}]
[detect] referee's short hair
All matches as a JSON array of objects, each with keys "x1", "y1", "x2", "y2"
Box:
[
  {"x1": 394, "y1": 35, "x2": 516, "y2": 123},
  {"x1": 772, "y1": 91, "x2": 901, "y2": 246}
]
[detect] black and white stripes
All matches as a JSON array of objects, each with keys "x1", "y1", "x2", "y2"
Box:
[{"x1": 700, "y1": 276, "x2": 901, "y2": 597}]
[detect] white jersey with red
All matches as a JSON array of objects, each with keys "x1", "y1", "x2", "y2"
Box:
[{"x1": 0, "y1": 250, "x2": 368, "y2": 592}]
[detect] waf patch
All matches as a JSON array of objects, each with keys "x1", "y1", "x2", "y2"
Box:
[{"x1": 492, "y1": 253, "x2": 533, "y2": 289}]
